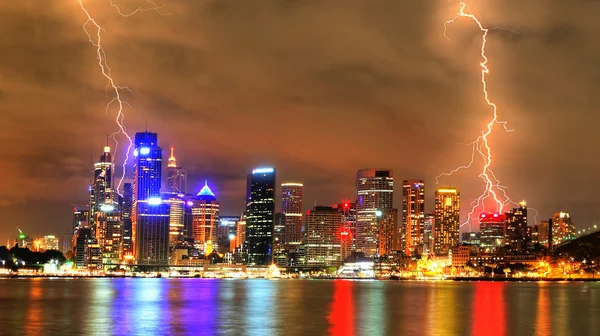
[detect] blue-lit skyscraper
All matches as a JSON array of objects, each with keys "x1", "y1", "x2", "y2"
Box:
[
  {"x1": 132, "y1": 131, "x2": 170, "y2": 265},
  {"x1": 246, "y1": 167, "x2": 276, "y2": 266},
  {"x1": 133, "y1": 132, "x2": 162, "y2": 201}
]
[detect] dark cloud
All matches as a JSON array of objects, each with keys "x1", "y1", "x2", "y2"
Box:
[{"x1": 0, "y1": 0, "x2": 599, "y2": 243}]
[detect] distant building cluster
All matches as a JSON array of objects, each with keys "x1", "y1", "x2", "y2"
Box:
[{"x1": 53, "y1": 130, "x2": 583, "y2": 270}]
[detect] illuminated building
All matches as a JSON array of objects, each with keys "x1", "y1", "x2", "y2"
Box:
[
  {"x1": 191, "y1": 181, "x2": 220, "y2": 254},
  {"x1": 163, "y1": 193, "x2": 186, "y2": 246},
  {"x1": 423, "y1": 213, "x2": 435, "y2": 251},
  {"x1": 121, "y1": 183, "x2": 133, "y2": 257},
  {"x1": 532, "y1": 221, "x2": 550, "y2": 247},
  {"x1": 75, "y1": 227, "x2": 102, "y2": 269},
  {"x1": 132, "y1": 131, "x2": 170, "y2": 265},
  {"x1": 38, "y1": 235, "x2": 59, "y2": 251},
  {"x1": 402, "y1": 180, "x2": 425, "y2": 256},
  {"x1": 378, "y1": 209, "x2": 399, "y2": 256},
  {"x1": 452, "y1": 245, "x2": 471, "y2": 266},
  {"x1": 356, "y1": 169, "x2": 394, "y2": 257},
  {"x1": 552, "y1": 212, "x2": 576, "y2": 245},
  {"x1": 281, "y1": 183, "x2": 303, "y2": 245},
  {"x1": 16, "y1": 231, "x2": 33, "y2": 250},
  {"x1": 89, "y1": 145, "x2": 115, "y2": 228},
  {"x1": 338, "y1": 202, "x2": 357, "y2": 251},
  {"x1": 479, "y1": 212, "x2": 506, "y2": 251},
  {"x1": 246, "y1": 167, "x2": 276, "y2": 266},
  {"x1": 236, "y1": 214, "x2": 247, "y2": 250},
  {"x1": 96, "y1": 209, "x2": 122, "y2": 266},
  {"x1": 433, "y1": 188, "x2": 460, "y2": 255},
  {"x1": 462, "y1": 231, "x2": 481, "y2": 245},
  {"x1": 72, "y1": 207, "x2": 89, "y2": 233},
  {"x1": 217, "y1": 216, "x2": 240, "y2": 253},
  {"x1": 133, "y1": 132, "x2": 162, "y2": 201},
  {"x1": 304, "y1": 206, "x2": 343, "y2": 266},
  {"x1": 273, "y1": 213, "x2": 287, "y2": 266},
  {"x1": 166, "y1": 147, "x2": 187, "y2": 193},
  {"x1": 505, "y1": 201, "x2": 528, "y2": 250}
]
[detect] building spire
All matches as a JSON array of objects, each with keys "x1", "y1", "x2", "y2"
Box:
[{"x1": 168, "y1": 147, "x2": 177, "y2": 168}]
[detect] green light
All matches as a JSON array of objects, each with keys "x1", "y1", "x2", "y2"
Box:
[{"x1": 19, "y1": 234, "x2": 25, "y2": 239}]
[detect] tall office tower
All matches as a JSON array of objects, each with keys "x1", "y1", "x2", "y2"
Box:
[
  {"x1": 281, "y1": 183, "x2": 303, "y2": 246},
  {"x1": 402, "y1": 180, "x2": 425, "y2": 256},
  {"x1": 72, "y1": 207, "x2": 89, "y2": 236},
  {"x1": 378, "y1": 209, "x2": 399, "y2": 256},
  {"x1": 551, "y1": 212, "x2": 576, "y2": 245},
  {"x1": 304, "y1": 206, "x2": 343, "y2": 267},
  {"x1": 121, "y1": 183, "x2": 133, "y2": 258},
  {"x1": 273, "y1": 213, "x2": 286, "y2": 251},
  {"x1": 132, "y1": 131, "x2": 170, "y2": 265},
  {"x1": 338, "y1": 202, "x2": 357, "y2": 251},
  {"x1": 433, "y1": 188, "x2": 460, "y2": 255},
  {"x1": 423, "y1": 212, "x2": 435, "y2": 252},
  {"x1": 505, "y1": 201, "x2": 528, "y2": 250},
  {"x1": 236, "y1": 214, "x2": 247, "y2": 250},
  {"x1": 191, "y1": 181, "x2": 220, "y2": 254},
  {"x1": 479, "y1": 212, "x2": 507, "y2": 251},
  {"x1": 246, "y1": 168, "x2": 276, "y2": 266},
  {"x1": 533, "y1": 221, "x2": 550, "y2": 247},
  {"x1": 163, "y1": 193, "x2": 186, "y2": 246},
  {"x1": 356, "y1": 169, "x2": 394, "y2": 257},
  {"x1": 166, "y1": 147, "x2": 187, "y2": 194},
  {"x1": 217, "y1": 216, "x2": 240, "y2": 253},
  {"x1": 89, "y1": 146, "x2": 116, "y2": 227}
]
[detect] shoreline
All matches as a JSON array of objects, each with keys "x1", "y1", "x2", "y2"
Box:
[{"x1": 1, "y1": 275, "x2": 599, "y2": 282}]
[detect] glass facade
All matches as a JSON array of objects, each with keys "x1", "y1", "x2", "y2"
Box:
[{"x1": 246, "y1": 168, "x2": 276, "y2": 266}]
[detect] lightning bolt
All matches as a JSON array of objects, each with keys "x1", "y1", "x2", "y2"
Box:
[
  {"x1": 78, "y1": 0, "x2": 167, "y2": 193},
  {"x1": 438, "y1": 1, "x2": 517, "y2": 228}
]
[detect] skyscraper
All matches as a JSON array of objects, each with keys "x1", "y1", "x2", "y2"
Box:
[
  {"x1": 378, "y1": 209, "x2": 399, "y2": 256},
  {"x1": 89, "y1": 146, "x2": 115, "y2": 228},
  {"x1": 304, "y1": 206, "x2": 343, "y2": 267},
  {"x1": 356, "y1": 169, "x2": 394, "y2": 257},
  {"x1": 402, "y1": 180, "x2": 425, "y2": 256},
  {"x1": 166, "y1": 147, "x2": 187, "y2": 194},
  {"x1": 133, "y1": 132, "x2": 162, "y2": 201},
  {"x1": 163, "y1": 194, "x2": 186, "y2": 246},
  {"x1": 505, "y1": 201, "x2": 528, "y2": 250},
  {"x1": 132, "y1": 131, "x2": 170, "y2": 265},
  {"x1": 479, "y1": 212, "x2": 506, "y2": 251},
  {"x1": 551, "y1": 212, "x2": 576, "y2": 245},
  {"x1": 433, "y1": 188, "x2": 460, "y2": 255},
  {"x1": 246, "y1": 167, "x2": 276, "y2": 266},
  {"x1": 191, "y1": 181, "x2": 220, "y2": 254},
  {"x1": 281, "y1": 183, "x2": 303, "y2": 246},
  {"x1": 121, "y1": 183, "x2": 133, "y2": 258}
]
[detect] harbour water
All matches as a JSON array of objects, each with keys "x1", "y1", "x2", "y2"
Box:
[{"x1": 0, "y1": 278, "x2": 598, "y2": 335}]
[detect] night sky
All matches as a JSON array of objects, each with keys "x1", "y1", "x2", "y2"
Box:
[{"x1": 1, "y1": 0, "x2": 599, "y2": 244}]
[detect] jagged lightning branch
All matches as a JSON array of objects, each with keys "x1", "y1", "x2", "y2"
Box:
[
  {"x1": 437, "y1": 1, "x2": 518, "y2": 228},
  {"x1": 79, "y1": 0, "x2": 167, "y2": 193}
]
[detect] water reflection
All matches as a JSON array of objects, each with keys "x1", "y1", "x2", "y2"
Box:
[
  {"x1": 328, "y1": 280, "x2": 355, "y2": 336},
  {"x1": 0, "y1": 279, "x2": 598, "y2": 335},
  {"x1": 25, "y1": 279, "x2": 42, "y2": 335},
  {"x1": 535, "y1": 285, "x2": 551, "y2": 336},
  {"x1": 472, "y1": 282, "x2": 506, "y2": 336}
]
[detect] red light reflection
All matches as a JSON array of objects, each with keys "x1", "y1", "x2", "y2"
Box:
[
  {"x1": 328, "y1": 280, "x2": 354, "y2": 336},
  {"x1": 472, "y1": 282, "x2": 506, "y2": 336}
]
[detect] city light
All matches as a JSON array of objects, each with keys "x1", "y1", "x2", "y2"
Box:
[
  {"x1": 147, "y1": 197, "x2": 162, "y2": 205},
  {"x1": 100, "y1": 204, "x2": 115, "y2": 212},
  {"x1": 252, "y1": 167, "x2": 274, "y2": 174},
  {"x1": 140, "y1": 147, "x2": 151, "y2": 155}
]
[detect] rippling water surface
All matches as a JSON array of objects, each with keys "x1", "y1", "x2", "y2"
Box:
[{"x1": 0, "y1": 279, "x2": 598, "y2": 335}]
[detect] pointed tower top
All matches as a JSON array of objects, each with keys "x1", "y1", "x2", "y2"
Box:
[
  {"x1": 168, "y1": 147, "x2": 177, "y2": 168},
  {"x1": 197, "y1": 180, "x2": 216, "y2": 198}
]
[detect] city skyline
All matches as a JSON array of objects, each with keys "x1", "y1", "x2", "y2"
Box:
[{"x1": 2, "y1": 1, "x2": 600, "y2": 246}]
